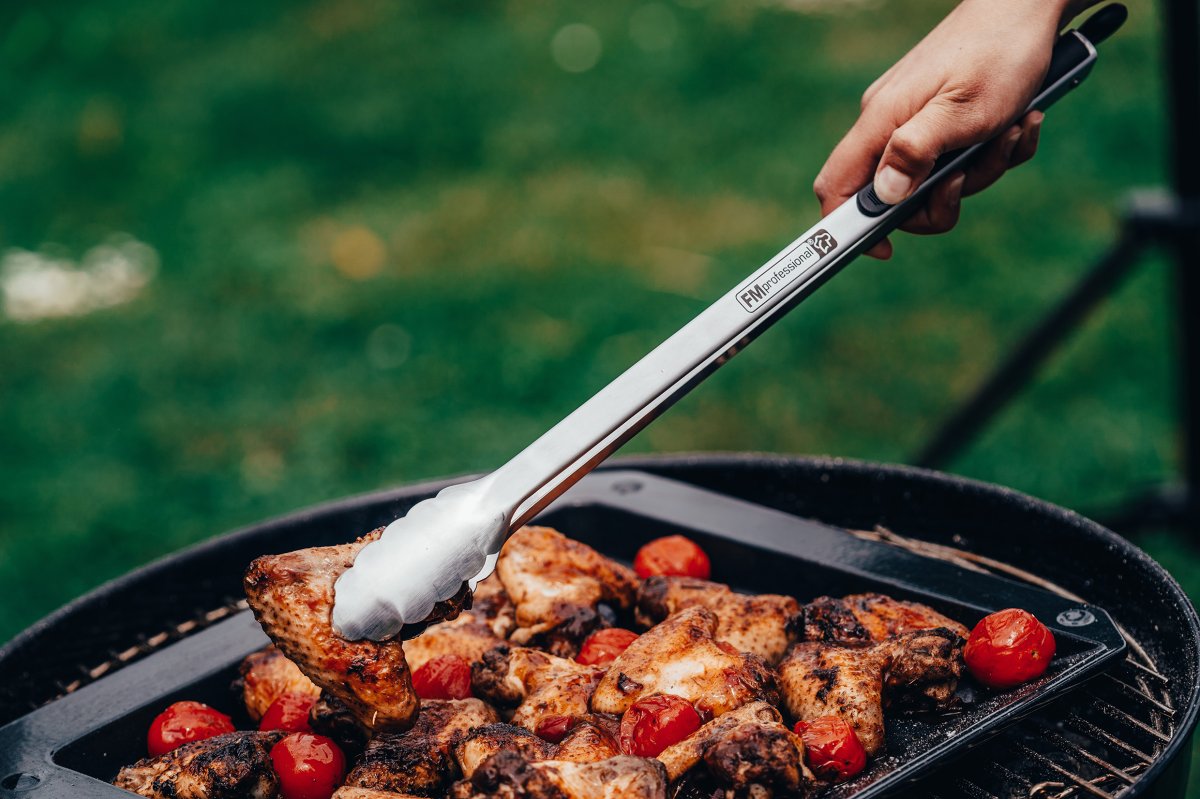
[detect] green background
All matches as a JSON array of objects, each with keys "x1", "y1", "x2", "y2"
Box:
[{"x1": 0, "y1": 0, "x2": 1195, "y2": 770}]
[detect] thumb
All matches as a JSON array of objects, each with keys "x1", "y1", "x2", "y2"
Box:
[{"x1": 873, "y1": 97, "x2": 987, "y2": 204}]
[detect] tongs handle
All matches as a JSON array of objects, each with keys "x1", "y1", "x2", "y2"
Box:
[{"x1": 487, "y1": 5, "x2": 1126, "y2": 528}]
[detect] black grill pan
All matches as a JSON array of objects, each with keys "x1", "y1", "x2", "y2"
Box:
[{"x1": 0, "y1": 470, "x2": 1125, "y2": 798}]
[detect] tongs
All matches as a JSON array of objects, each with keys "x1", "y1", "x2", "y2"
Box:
[{"x1": 332, "y1": 4, "x2": 1128, "y2": 641}]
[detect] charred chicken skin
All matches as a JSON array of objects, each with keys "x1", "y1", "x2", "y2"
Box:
[
  {"x1": 655, "y1": 701, "x2": 814, "y2": 795},
  {"x1": 114, "y1": 731, "x2": 285, "y2": 799},
  {"x1": 344, "y1": 698, "x2": 498, "y2": 796},
  {"x1": 635, "y1": 576, "x2": 802, "y2": 664},
  {"x1": 471, "y1": 644, "x2": 605, "y2": 733},
  {"x1": 592, "y1": 607, "x2": 778, "y2": 718},
  {"x1": 456, "y1": 721, "x2": 621, "y2": 780},
  {"x1": 450, "y1": 751, "x2": 669, "y2": 799},
  {"x1": 456, "y1": 723, "x2": 557, "y2": 780},
  {"x1": 243, "y1": 527, "x2": 419, "y2": 733},
  {"x1": 800, "y1": 593, "x2": 969, "y2": 644},
  {"x1": 498, "y1": 526, "x2": 638, "y2": 657},
  {"x1": 778, "y1": 627, "x2": 965, "y2": 755}
]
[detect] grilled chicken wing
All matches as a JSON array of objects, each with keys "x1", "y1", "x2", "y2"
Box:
[
  {"x1": 344, "y1": 698, "x2": 498, "y2": 795},
  {"x1": 333, "y1": 790, "x2": 428, "y2": 799},
  {"x1": 404, "y1": 573, "x2": 516, "y2": 671},
  {"x1": 456, "y1": 723, "x2": 557, "y2": 780},
  {"x1": 114, "y1": 731, "x2": 284, "y2": 799},
  {"x1": 656, "y1": 701, "x2": 814, "y2": 798},
  {"x1": 800, "y1": 594, "x2": 968, "y2": 644},
  {"x1": 237, "y1": 645, "x2": 321, "y2": 721},
  {"x1": 243, "y1": 528, "x2": 418, "y2": 733},
  {"x1": 405, "y1": 612, "x2": 508, "y2": 672},
  {"x1": 591, "y1": 607, "x2": 777, "y2": 718},
  {"x1": 778, "y1": 628, "x2": 964, "y2": 755},
  {"x1": 454, "y1": 720, "x2": 620, "y2": 781},
  {"x1": 635, "y1": 576, "x2": 801, "y2": 664},
  {"x1": 555, "y1": 722, "x2": 623, "y2": 763},
  {"x1": 450, "y1": 752, "x2": 668, "y2": 799},
  {"x1": 498, "y1": 526, "x2": 638, "y2": 656},
  {"x1": 472, "y1": 644, "x2": 605, "y2": 733}
]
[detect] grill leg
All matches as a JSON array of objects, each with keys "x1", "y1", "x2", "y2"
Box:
[
  {"x1": 912, "y1": 231, "x2": 1146, "y2": 471},
  {"x1": 915, "y1": 0, "x2": 1200, "y2": 538},
  {"x1": 1162, "y1": 0, "x2": 1200, "y2": 535}
]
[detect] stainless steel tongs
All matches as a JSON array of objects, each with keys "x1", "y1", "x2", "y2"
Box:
[{"x1": 332, "y1": 5, "x2": 1128, "y2": 641}]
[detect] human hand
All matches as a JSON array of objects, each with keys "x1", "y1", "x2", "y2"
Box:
[{"x1": 814, "y1": 0, "x2": 1099, "y2": 258}]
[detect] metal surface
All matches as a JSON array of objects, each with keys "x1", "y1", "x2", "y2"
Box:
[
  {"x1": 0, "y1": 454, "x2": 1196, "y2": 799},
  {"x1": 331, "y1": 21, "x2": 1112, "y2": 642}
]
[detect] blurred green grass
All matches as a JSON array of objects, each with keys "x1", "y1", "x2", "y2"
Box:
[{"x1": 0, "y1": 0, "x2": 1194, "y2": 670}]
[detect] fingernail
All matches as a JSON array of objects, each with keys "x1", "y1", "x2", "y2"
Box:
[
  {"x1": 948, "y1": 171, "x2": 966, "y2": 209},
  {"x1": 1002, "y1": 127, "x2": 1022, "y2": 162},
  {"x1": 874, "y1": 166, "x2": 913, "y2": 205}
]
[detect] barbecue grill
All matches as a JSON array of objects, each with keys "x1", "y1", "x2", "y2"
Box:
[{"x1": 0, "y1": 454, "x2": 1196, "y2": 799}]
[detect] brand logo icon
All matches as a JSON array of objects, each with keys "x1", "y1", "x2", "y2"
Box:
[{"x1": 807, "y1": 229, "x2": 836, "y2": 256}]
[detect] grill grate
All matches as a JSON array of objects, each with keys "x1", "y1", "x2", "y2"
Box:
[
  {"x1": 46, "y1": 597, "x2": 248, "y2": 702},
  {"x1": 850, "y1": 528, "x2": 1176, "y2": 799},
  {"x1": 31, "y1": 527, "x2": 1177, "y2": 799}
]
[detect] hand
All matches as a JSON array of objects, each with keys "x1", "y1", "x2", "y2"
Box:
[{"x1": 814, "y1": 0, "x2": 1098, "y2": 258}]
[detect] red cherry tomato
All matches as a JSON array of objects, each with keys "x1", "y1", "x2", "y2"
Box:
[
  {"x1": 577, "y1": 628, "x2": 640, "y2": 666},
  {"x1": 634, "y1": 535, "x2": 711, "y2": 579},
  {"x1": 260, "y1": 691, "x2": 318, "y2": 733},
  {"x1": 619, "y1": 694, "x2": 702, "y2": 757},
  {"x1": 794, "y1": 716, "x2": 867, "y2": 781},
  {"x1": 412, "y1": 654, "x2": 474, "y2": 700},
  {"x1": 146, "y1": 700, "x2": 235, "y2": 757},
  {"x1": 270, "y1": 732, "x2": 347, "y2": 799},
  {"x1": 535, "y1": 714, "x2": 577, "y2": 743},
  {"x1": 964, "y1": 608, "x2": 1057, "y2": 689}
]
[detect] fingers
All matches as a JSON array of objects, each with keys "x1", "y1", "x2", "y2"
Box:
[
  {"x1": 895, "y1": 111, "x2": 1041, "y2": 236},
  {"x1": 814, "y1": 105, "x2": 897, "y2": 217},
  {"x1": 873, "y1": 95, "x2": 990, "y2": 204},
  {"x1": 865, "y1": 238, "x2": 894, "y2": 260},
  {"x1": 961, "y1": 111, "x2": 1042, "y2": 196},
  {"x1": 898, "y1": 171, "x2": 966, "y2": 235}
]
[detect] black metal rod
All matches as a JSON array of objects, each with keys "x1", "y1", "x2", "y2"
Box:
[
  {"x1": 1161, "y1": 0, "x2": 1200, "y2": 530},
  {"x1": 915, "y1": 232, "x2": 1145, "y2": 469}
]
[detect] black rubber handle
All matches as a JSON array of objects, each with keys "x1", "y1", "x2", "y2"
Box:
[{"x1": 855, "y1": 3, "x2": 1128, "y2": 219}]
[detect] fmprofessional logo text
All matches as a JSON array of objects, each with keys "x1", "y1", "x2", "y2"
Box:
[{"x1": 736, "y1": 230, "x2": 837, "y2": 312}]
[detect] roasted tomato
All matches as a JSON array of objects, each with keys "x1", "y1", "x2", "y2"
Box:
[
  {"x1": 146, "y1": 700, "x2": 235, "y2": 757},
  {"x1": 964, "y1": 608, "x2": 1056, "y2": 689},
  {"x1": 412, "y1": 654, "x2": 473, "y2": 700},
  {"x1": 794, "y1": 716, "x2": 867, "y2": 781},
  {"x1": 260, "y1": 691, "x2": 318, "y2": 733},
  {"x1": 270, "y1": 732, "x2": 347, "y2": 799},
  {"x1": 633, "y1": 535, "x2": 711, "y2": 579},
  {"x1": 619, "y1": 694, "x2": 702, "y2": 757},
  {"x1": 577, "y1": 628, "x2": 640, "y2": 666}
]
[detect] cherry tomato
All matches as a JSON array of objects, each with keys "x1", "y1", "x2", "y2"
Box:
[
  {"x1": 634, "y1": 535, "x2": 711, "y2": 579},
  {"x1": 270, "y1": 732, "x2": 347, "y2": 799},
  {"x1": 576, "y1": 628, "x2": 640, "y2": 666},
  {"x1": 412, "y1": 654, "x2": 473, "y2": 700},
  {"x1": 535, "y1": 714, "x2": 577, "y2": 743},
  {"x1": 619, "y1": 694, "x2": 702, "y2": 757},
  {"x1": 964, "y1": 608, "x2": 1057, "y2": 689},
  {"x1": 146, "y1": 700, "x2": 235, "y2": 757},
  {"x1": 794, "y1": 716, "x2": 867, "y2": 781},
  {"x1": 260, "y1": 691, "x2": 318, "y2": 733}
]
